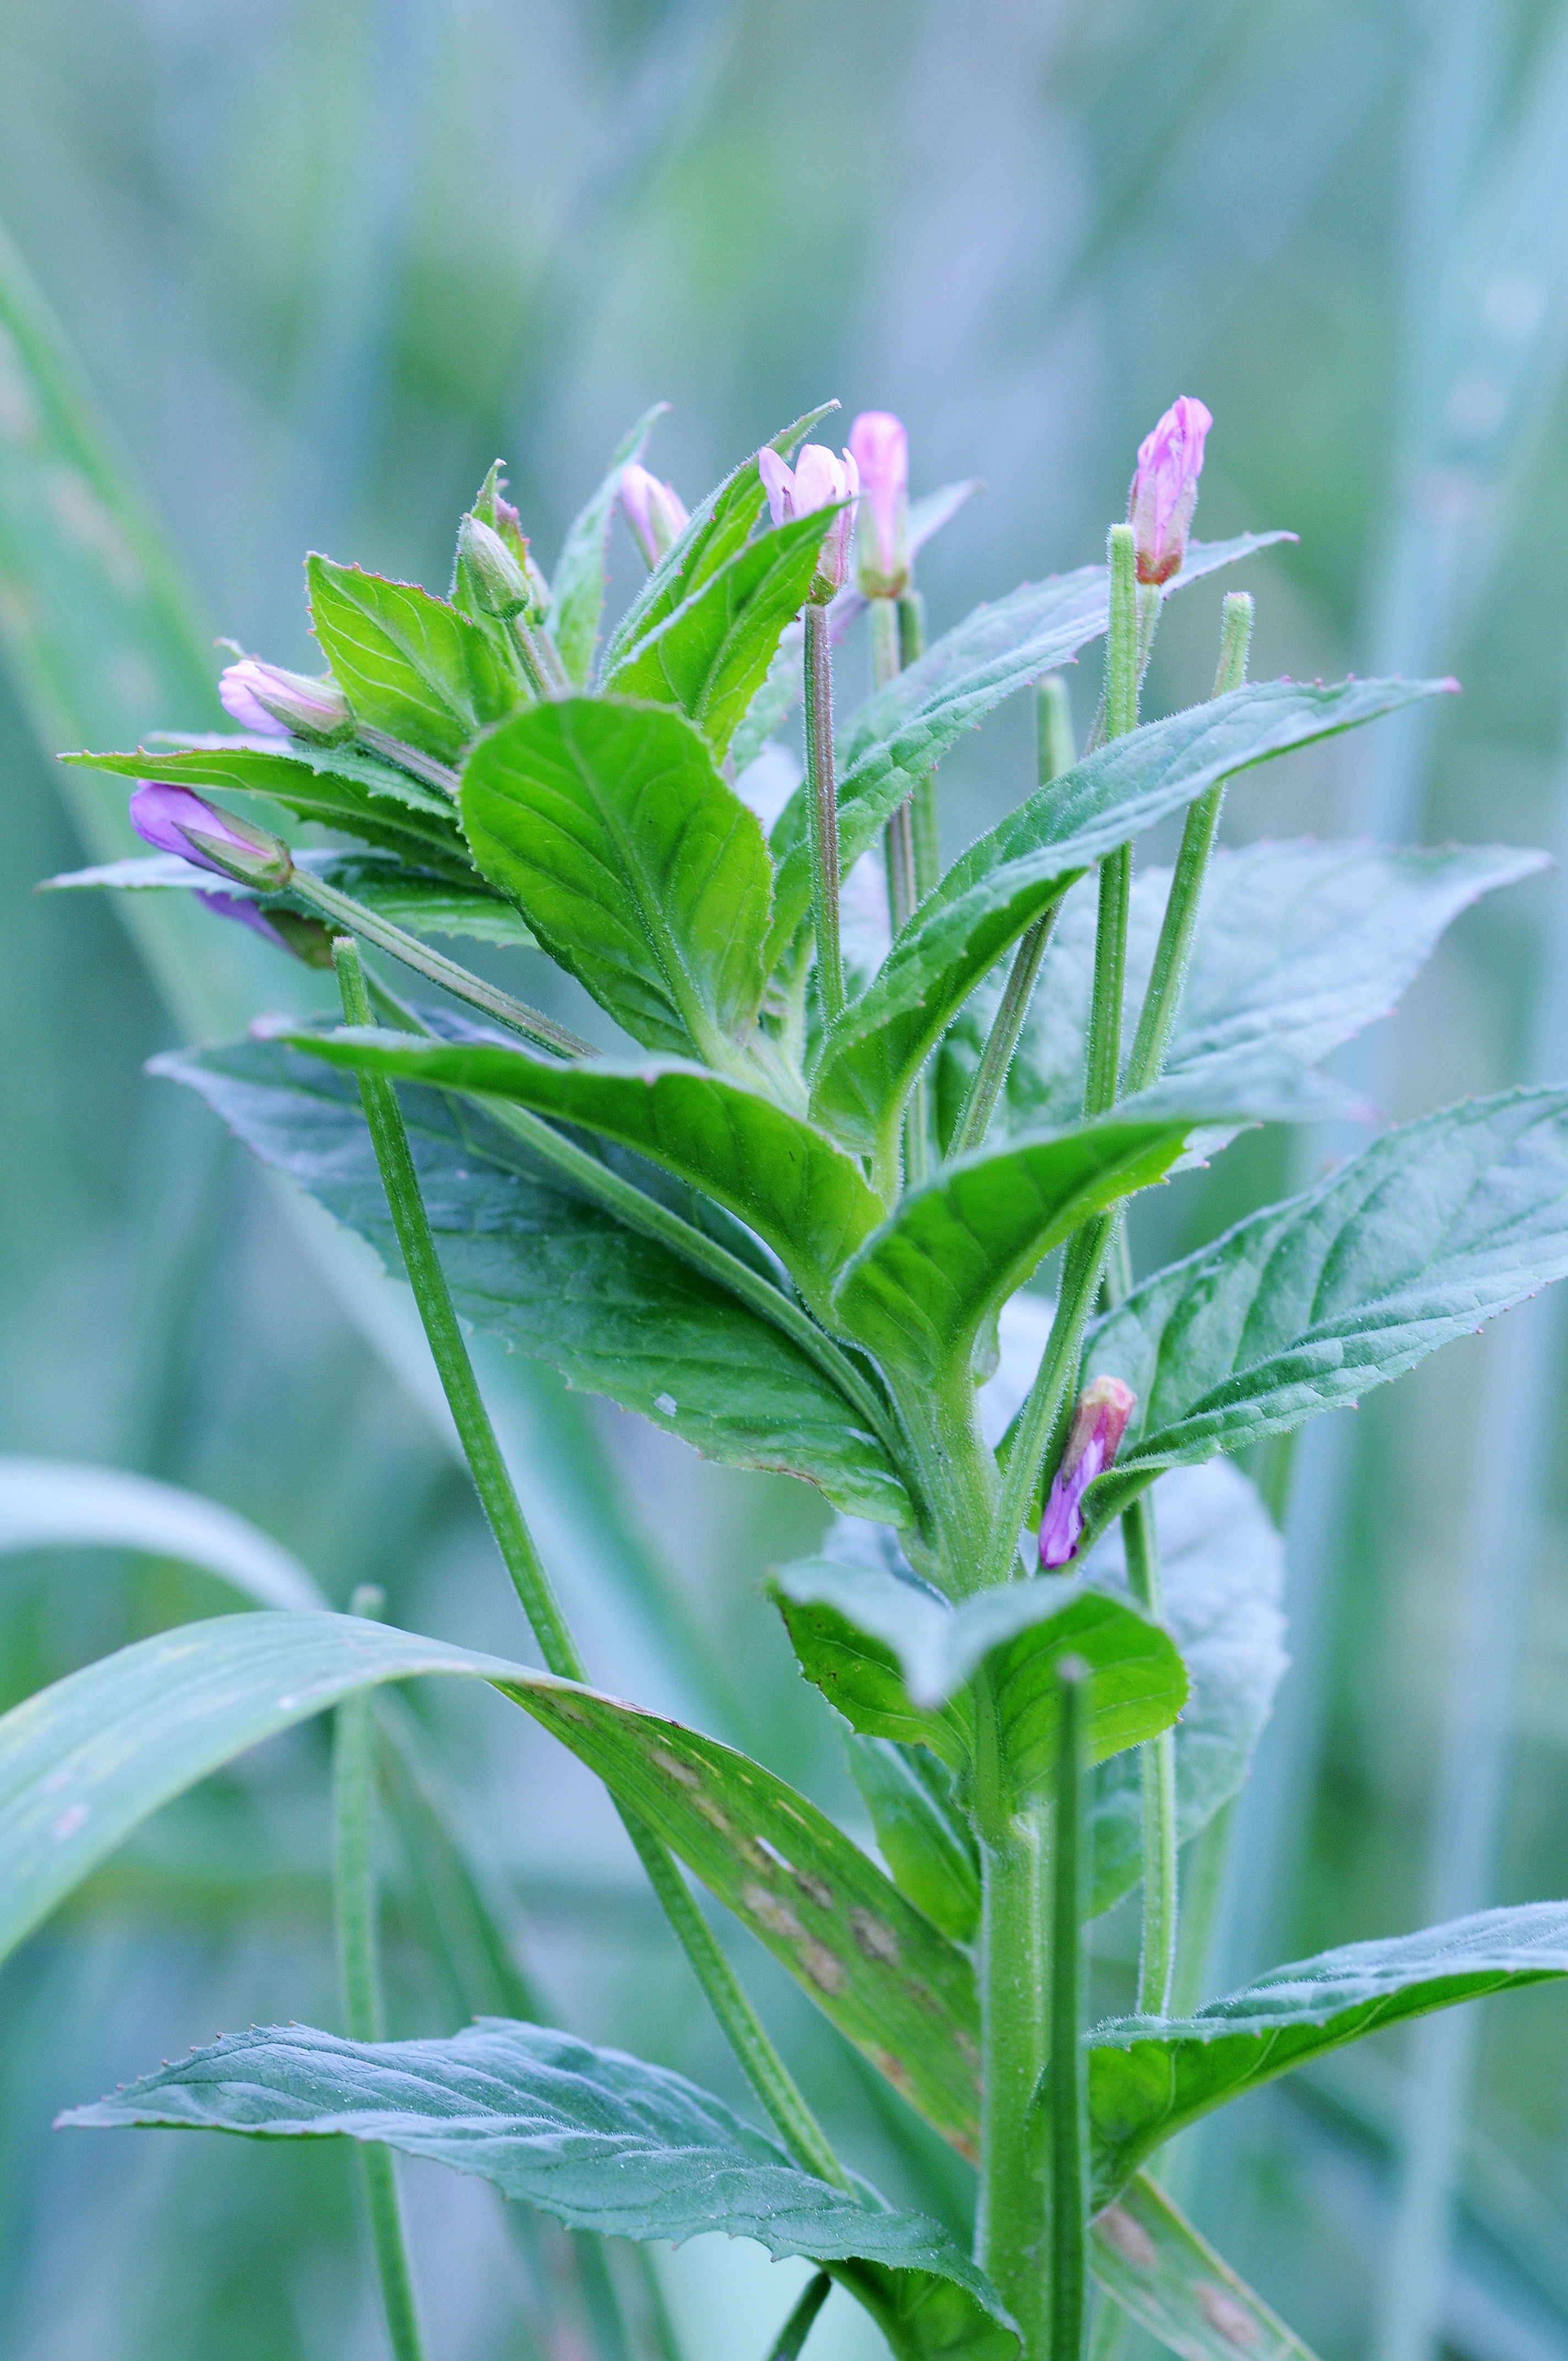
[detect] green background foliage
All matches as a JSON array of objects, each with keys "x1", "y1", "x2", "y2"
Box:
[{"x1": 5, "y1": 3, "x2": 1568, "y2": 2357}]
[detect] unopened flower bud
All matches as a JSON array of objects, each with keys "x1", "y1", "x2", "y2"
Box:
[
  {"x1": 193, "y1": 893, "x2": 333, "y2": 966},
  {"x1": 1127, "y1": 396, "x2": 1212, "y2": 587},
  {"x1": 129, "y1": 782, "x2": 293, "y2": 888},
  {"x1": 458, "y1": 513, "x2": 534, "y2": 619},
  {"x1": 848, "y1": 411, "x2": 909, "y2": 597},
  {"x1": 219, "y1": 657, "x2": 351, "y2": 743},
  {"x1": 619, "y1": 463, "x2": 689, "y2": 569},
  {"x1": 758, "y1": 441, "x2": 860, "y2": 602},
  {"x1": 1039, "y1": 1376, "x2": 1136, "y2": 1568}
]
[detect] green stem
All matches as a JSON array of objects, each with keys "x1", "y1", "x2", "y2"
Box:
[
  {"x1": 976, "y1": 1716, "x2": 1047, "y2": 2353},
  {"x1": 331, "y1": 939, "x2": 849, "y2": 2192},
  {"x1": 293, "y1": 868, "x2": 595, "y2": 1059},
  {"x1": 765, "y1": 2273, "x2": 832, "y2": 2361},
  {"x1": 804, "y1": 603, "x2": 845, "y2": 1025},
  {"x1": 899, "y1": 591, "x2": 940, "y2": 899},
  {"x1": 355, "y1": 728, "x2": 461, "y2": 798},
  {"x1": 1121, "y1": 594, "x2": 1253, "y2": 1095},
  {"x1": 948, "y1": 678, "x2": 1075, "y2": 1158},
  {"x1": 983, "y1": 1215, "x2": 1116, "y2": 1588},
  {"x1": 333, "y1": 1584, "x2": 427, "y2": 2361},
  {"x1": 1124, "y1": 1500, "x2": 1177, "y2": 2016},
  {"x1": 1048, "y1": 1659, "x2": 1089, "y2": 2361},
  {"x1": 873, "y1": 593, "x2": 927, "y2": 1186}
]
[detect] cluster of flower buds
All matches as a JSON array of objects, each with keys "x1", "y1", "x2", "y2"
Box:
[
  {"x1": 1039, "y1": 1375, "x2": 1136, "y2": 1567},
  {"x1": 130, "y1": 782, "x2": 294, "y2": 890},
  {"x1": 848, "y1": 411, "x2": 909, "y2": 599},
  {"x1": 619, "y1": 463, "x2": 689, "y2": 570},
  {"x1": 1127, "y1": 395, "x2": 1212, "y2": 587},
  {"x1": 220, "y1": 658, "x2": 352, "y2": 743},
  {"x1": 758, "y1": 442, "x2": 860, "y2": 602}
]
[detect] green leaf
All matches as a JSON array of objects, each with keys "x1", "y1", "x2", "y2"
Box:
[
  {"x1": 307, "y1": 555, "x2": 519, "y2": 763},
  {"x1": 766, "y1": 533, "x2": 1298, "y2": 961},
  {"x1": 810, "y1": 678, "x2": 1453, "y2": 1151},
  {"x1": 0, "y1": 1456, "x2": 324, "y2": 1611},
  {"x1": 936, "y1": 840, "x2": 1545, "y2": 1152},
  {"x1": 599, "y1": 401, "x2": 840, "y2": 682},
  {"x1": 769, "y1": 1559, "x2": 1186, "y2": 1793},
  {"x1": 44, "y1": 847, "x2": 537, "y2": 949},
  {"x1": 287, "y1": 1032, "x2": 883, "y2": 1314},
  {"x1": 843, "y1": 1737, "x2": 981, "y2": 1943},
  {"x1": 831, "y1": 1118, "x2": 1193, "y2": 1387},
  {"x1": 607, "y1": 508, "x2": 837, "y2": 759},
  {"x1": 1080, "y1": 1084, "x2": 1568, "y2": 1535},
  {"x1": 156, "y1": 1030, "x2": 909, "y2": 1524},
  {"x1": 60, "y1": 741, "x2": 472, "y2": 876},
  {"x1": 460, "y1": 697, "x2": 774, "y2": 1063},
  {"x1": 1081, "y1": 1463, "x2": 1286, "y2": 1918},
  {"x1": 1091, "y1": 2174, "x2": 1322, "y2": 2361},
  {"x1": 1, "y1": 1604, "x2": 975, "y2": 2152},
  {"x1": 548, "y1": 402, "x2": 667, "y2": 686},
  {"x1": 59, "y1": 2019, "x2": 1005, "y2": 2312},
  {"x1": 1086, "y1": 1903, "x2": 1568, "y2": 2205}
]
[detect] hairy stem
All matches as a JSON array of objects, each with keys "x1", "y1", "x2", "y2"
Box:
[
  {"x1": 948, "y1": 678, "x2": 1075, "y2": 1158},
  {"x1": 899, "y1": 591, "x2": 939, "y2": 898},
  {"x1": 293, "y1": 868, "x2": 595, "y2": 1058},
  {"x1": 872, "y1": 592, "x2": 927, "y2": 1185},
  {"x1": 1048, "y1": 1659, "x2": 1089, "y2": 2361},
  {"x1": 334, "y1": 1585, "x2": 427, "y2": 2361},
  {"x1": 765, "y1": 2273, "x2": 832, "y2": 2361},
  {"x1": 804, "y1": 603, "x2": 845, "y2": 1025},
  {"x1": 976, "y1": 1681, "x2": 1048, "y2": 2355},
  {"x1": 332, "y1": 939, "x2": 848, "y2": 2191}
]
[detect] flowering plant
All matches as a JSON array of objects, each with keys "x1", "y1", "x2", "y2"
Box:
[{"x1": 28, "y1": 394, "x2": 1568, "y2": 2361}]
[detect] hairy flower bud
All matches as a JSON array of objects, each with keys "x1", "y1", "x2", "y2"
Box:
[
  {"x1": 219, "y1": 657, "x2": 351, "y2": 743},
  {"x1": 758, "y1": 441, "x2": 860, "y2": 601},
  {"x1": 1039, "y1": 1376, "x2": 1137, "y2": 1568},
  {"x1": 1127, "y1": 396, "x2": 1212, "y2": 587},
  {"x1": 458, "y1": 513, "x2": 534, "y2": 618},
  {"x1": 848, "y1": 411, "x2": 909, "y2": 597},
  {"x1": 619, "y1": 463, "x2": 689, "y2": 569},
  {"x1": 129, "y1": 782, "x2": 293, "y2": 888}
]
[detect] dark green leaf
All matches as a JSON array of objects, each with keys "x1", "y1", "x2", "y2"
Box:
[
  {"x1": 1091, "y1": 2175, "x2": 1321, "y2": 2361},
  {"x1": 810, "y1": 679, "x2": 1452, "y2": 1151},
  {"x1": 61, "y1": 741, "x2": 472, "y2": 875},
  {"x1": 156, "y1": 1030, "x2": 910, "y2": 1523},
  {"x1": 831, "y1": 1119, "x2": 1193, "y2": 1386},
  {"x1": 287, "y1": 1031, "x2": 883, "y2": 1314},
  {"x1": 1082, "y1": 1463, "x2": 1286, "y2": 1918},
  {"x1": 549, "y1": 403, "x2": 667, "y2": 687},
  {"x1": 460, "y1": 697, "x2": 774, "y2": 1063},
  {"x1": 599, "y1": 402, "x2": 839, "y2": 681},
  {"x1": 607, "y1": 509, "x2": 836, "y2": 759},
  {"x1": 937, "y1": 841, "x2": 1545, "y2": 1152},
  {"x1": 307, "y1": 555, "x2": 519, "y2": 763},
  {"x1": 769, "y1": 1559, "x2": 1186, "y2": 1793},
  {"x1": 843, "y1": 1737, "x2": 981, "y2": 1944},
  {"x1": 1086, "y1": 1904, "x2": 1568, "y2": 2205},
  {"x1": 60, "y1": 2019, "x2": 1005, "y2": 2314},
  {"x1": 1080, "y1": 1085, "x2": 1568, "y2": 1535},
  {"x1": 767, "y1": 534, "x2": 1298, "y2": 961}
]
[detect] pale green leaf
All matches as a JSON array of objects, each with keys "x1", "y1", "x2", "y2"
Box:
[
  {"x1": 1091, "y1": 2175, "x2": 1321, "y2": 2361},
  {"x1": 843, "y1": 1737, "x2": 981, "y2": 1944},
  {"x1": 549, "y1": 402, "x2": 667, "y2": 686},
  {"x1": 307, "y1": 555, "x2": 519, "y2": 763},
  {"x1": 1086, "y1": 1904, "x2": 1568, "y2": 2205},
  {"x1": 460, "y1": 697, "x2": 774, "y2": 1062},
  {"x1": 43, "y1": 847, "x2": 536, "y2": 949},
  {"x1": 0, "y1": 1458, "x2": 323, "y2": 1611}
]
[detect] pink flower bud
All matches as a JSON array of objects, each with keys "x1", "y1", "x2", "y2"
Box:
[
  {"x1": 129, "y1": 782, "x2": 292, "y2": 886},
  {"x1": 219, "y1": 657, "x2": 352, "y2": 742},
  {"x1": 1126, "y1": 396, "x2": 1212, "y2": 587},
  {"x1": 1039, "y1": 1376, "x2": 1137, "y2": 1568},
  {"x1": 619, "y1": 463, "x2": 689, "y2": 569},
  {"x1": 757, "y1": 442, "x2": 861, "y2": 601},
  {"x1": 848, "y1": 411, "x2": 909, "y2": 596}
]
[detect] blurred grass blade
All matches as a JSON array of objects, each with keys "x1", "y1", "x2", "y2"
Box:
[
  {"x1": 0, "y1": 1457, "x2": 324, "y2": 1611},
  {"x1": 1091, "y1": 2175, "x2": 1321, "y2": 2361}
]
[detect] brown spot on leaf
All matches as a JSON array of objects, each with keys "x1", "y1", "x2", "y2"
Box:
[
  {"x1": 741, "y1": 1881, "x2": 804, "y2": 1941},
  {"x1": 652, "y1": 1748, "x2": 700, "y2": 1788},
  {"x1": 850, "y1": 1908, "x2": 901, "y2": 1965},
  {"x1": 1096, "y1": 2205, "x2": 1155, "y2": 2270},
  {"x1": 871, "y1": 2048, "x2": 918, "y2": 2103},
  {"x1": 1197, "y1": 2286, "x2": 1260, "y2": 2346},
  {"x1": 801, "y1": 1939, "x2": 847, "y2": 1994},
  {"x1": 794, "y1": 1869, "x2": 833, "y2": 1909}
]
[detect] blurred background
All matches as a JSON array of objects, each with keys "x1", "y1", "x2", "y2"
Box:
[{"x1": 3, "y1": 1, "x2": 1568, "y2": 2355}]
